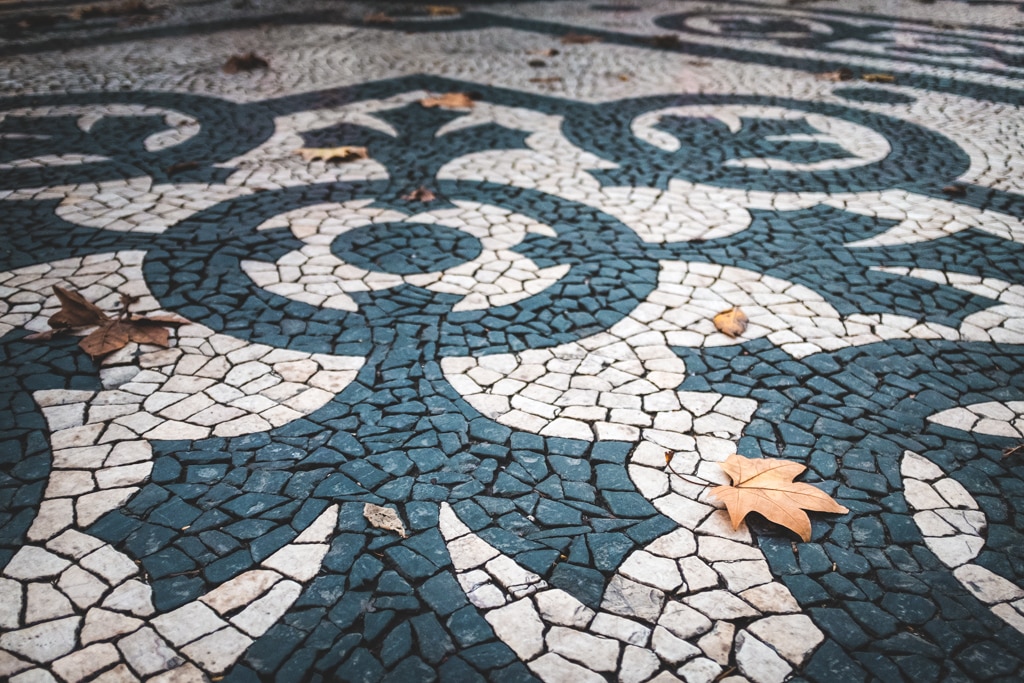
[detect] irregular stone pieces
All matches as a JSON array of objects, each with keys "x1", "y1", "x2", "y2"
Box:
[
  {"x1": 115, "y1": 627, "x2": 183, "y2": 677},
  {"x1": 746, "y1": 615, "x2": 824, "y2": 665},
  {"x1": 734, "y1": 630, "x2": 792, "y2": 683},
  {"x1": 3, "y1": 547, "x2": 70, "y2": 581},
  {"x1": 180, "y1": 628, "x2": 254, "y2": 676},
  {"x1": 484, "y1": 599, "x2": 545, "y2": 660},
  {"x1": 0, "y1": 617, "x2": 81, "y2": 664}
]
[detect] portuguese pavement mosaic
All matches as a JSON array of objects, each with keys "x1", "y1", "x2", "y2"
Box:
[{"x1": 2, "y1": 1, "x2": 1024, "y2": 681}]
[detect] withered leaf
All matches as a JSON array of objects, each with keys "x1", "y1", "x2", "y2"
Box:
[
  {"x1": 425, "y1": 5, "x2": 460, "y2": 16},
  {"x1": 166, "y1": 160, "x2": 200, "y2": 176},
  {"x1": 402, "y1": 186, "x2": 436, "y2": 202},
  {"x1": 420, "y1": 92, "x2": 475, "y2": 109},
  {"x1": 817, "y1": 67, "x2": 853, "y2": 81},
  {"x1": 1003, "y1": 444, "x2": 1024, "y2": 460},
  {"x1": 862, "y1": 73, "x2": 895, "y2": 83},
  {"x1": 942, "y1": 184, "x2": 966, "y2": 196},
  {"x1": 363, "y1": 11, "x2": 393, "y2": 24},
  {"x1": 50, "y1": 286, "x2": 109, "y2": 329},
  {"x1": 295, "y1": 146, "x2": 369, "y2": 163},
  {"x1": 560, "y1": 32, "x2": 600, "y2": 45},
  {"x1": 713, "y1": 307, "x2": 748, "y2": 338},
  {"x1": 529, "y1": 76, "x2": 563, "y2": 84},
  {"x1": 710, "y1": 454, "x2": 849, "y2": 542},
  {"x1": 223, "y1": 52, "x2": 269, "y2": 74},
  {"x1": 80, "y1": 320, "x2": 132, "y2": 359},
  {"x1": 363, "y1": 503, "x2": 407, "y2": 537},
  {"x1": 645, "y1": 34, "x2": 680, "y2": 48}
]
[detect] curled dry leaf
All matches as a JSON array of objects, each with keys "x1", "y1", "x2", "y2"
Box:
[
  {"x1": 560, "y1": 32, "x2": 601, "y2": 45},
  {"x1": 942, "y1": 184, "x2": 967, "y2": 196},
  {"x1": 295, "y1": 146, "x2": 369, "y2": 163},
  {"x1": 402, "y1": 186, "x2": 436, "y2": 202},
  {"x1": 1003, "y1": 444, "x2": 1024, "y2": 460},
  {"x1": 645, "y1": 34, "x2": 680, "y2": 48},
  {"x1": 710, "y1": 454, "x2": 849, "y2": 542},
  {"x1": 36, "y1": 286, "x2": 187, "y2": 359},
  {"x1": 363, "y1": 503, "x2": 407, "y2": 537},
  {"x1": 363, "y1": 12, "x2": 393, "y2": 24},
  {"x1": 713, "y1": 307, "x2": 748, "y2": 338},
  {"x1": 420, "y1": 92, "x2": 475, "y2": 109},
  {"x1": 223, "y1": 52, "x2": 269, "y2": 74},
  {"x1": 862, "y1": 73, "x2": 895, "y2": 83},
  {"x1": 50, "y1": 285, "x2": 109, "y2": 329}
]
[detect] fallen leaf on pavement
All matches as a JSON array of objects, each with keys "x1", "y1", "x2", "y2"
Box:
[
  {"x1": 364, "y1": 503, "x2": 407, "y2": 537},
  {"x1": 223, "y1": 52, "x2": 269, "y2": 74},
  {"x1": 942, "y1": 184, "x2": 966, "y2": 196},
  {"x1": 560, "y1": 32, "x2": 600, "y2": 44},
  {"x1": 49, "y1": 285, "x2": 109, "y2": 329},
  {"x1": 166, "y1": 160, "x2": 200, "y2": 176},
  {"x1": 862, "y1": 73, "x2": 895, "y2": 83},
  {"x1": 420, "y1": 92, "x2": 476, "y2": 109},
  {"x1": 425, "y1": 5, "x2": 460, "y2": 16},
  {"x1": 529, "y1": 76, "x2": 562, "y2": 84},
  {"x1": 363, "y1": 12, "x2": 393, "y2": 24},
  {"x1": 1003, "y1": 444, "x2": 1024, "y2": 459},
  {"x1": 37, "y1": 286, "x2": 187, "y2": 359},
  {"x1": 711, "y1": 454, "x2": 849, "y2": 541},
  {"x1": 714, "y1": 307, "x2": 748, "y2": 337},
  {"x1": 295, "y1": 146, "x2": 369, "y2": 163},
  {"x1": 645, "y1": 34, "x2": 680, "y2": 48},
  {"x1": 402, "y1": 186, "x2": 436, "y2": 202}
]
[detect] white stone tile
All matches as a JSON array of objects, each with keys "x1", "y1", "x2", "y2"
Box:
[
  {"x1": 0, "y1": 616, "x2": 81, "y2": 664},
  {"x1": 528, "y1": 652, "x2": 606, "y2": 683},
  {"x1": 80, "y1": 608, "x2": 144, "y2": 645},
  {"x1": 683, "y1": 590, "x2": 759, "y2": 621},
  {"x1": 620, "y1": 644, "x2": 661, "y2": 683},
  {"x1": 200, "y1": 570, "x2": 282, "y2": 615},
  {"x1": 100, "y1": 580, "x2": 153, "y2": 617},
  {"x1": 3, "y1": 547, "x2": 71, "y2": 580},
  {"x1": 25, "y1": 583, "x2": 74, "y2": 624},
  {"x1": 546, "y1": 626, "x2": 620, "y2": 671},
  {"x1": 954, "y1": 564, "x2": 1024, "y2": 604},
  {"x1": 152, "y1": 601, "x2": 227, "y2": 647},
  {"x1": 485, "y1": 598, "x2": 545, "y2": 660},
  {"x1": 81, "y1": 546, "x2": 138, "y2": 585},
  {"x1": 230, "y1": 580, "x2": 302, "y2": 637},
  {"x1": 746, "y1": 615, "x2": 824, "y2": 666},
  {"x1": 651, "y1": 625, "x2": 701, "y2": 664},
  {"x1": 734, "y1": 630, "x2": 791, "y2": 683},
  {"x1": 261, "y1": 543, "x2": 328, "y2": 582},
  {"x1": 534, "y1": 589, "x2": 595, "y2": 629},
  {"x1": 180, "y1": 627, "x2": 253, "y2": 675}
]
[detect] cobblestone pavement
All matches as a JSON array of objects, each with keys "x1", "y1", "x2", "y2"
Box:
[{"x1": 2, "y1": 1, "x2": 1024, "y2": 681}]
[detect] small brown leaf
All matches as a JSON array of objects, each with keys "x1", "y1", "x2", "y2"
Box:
[
  {"x1": 529, "y1": 76, "x2": 563, "y2": 84},
  {"x1": 25, "y1": 329, "x2": 59, "y2": 341},
  {"x1": 818, "y1": 67, "x2": 853, "y2": 81},
  {"x1": 223, "y1": 52, "x2": 269, "y2": 74},
  {"x1": 425, "y1": 5, "x2": 460, "y2": 16},
  {"x1": 166, "y1": 160, "x2": 200, "y2": 176},
  {"x1": 79, "y1": 320, "x2": 131, "y2": 359},
  {"x1": 862, "y1": 73, "x2": 895, "y2": 83},
  {"x1": 710, "y1": 454, "x2": 849, "y2": 542},
  {"x1": 295, "y1": 146, "x2": 369, "y2": 163},
  {"x1": 942, "y1": 184, "x2": 966, "y2": 196},
  {"x1": 363, "y1": 503, "x2": 407, "y2": 537},
  {"x1": 713, "y1": 307, "x2": 748, "y2": 338},
  {"x1": 363, "y1": 11, "x2": 393, "y2": 24},
  {"x1": 420, "y1": 92, "x2": 475, "y2": 109},
  {"x1": 50, "y1": 286, "x2": 109, "y2": 329},
  {"x1": 1003, "y1": 444, "x2": 1024, "y2": 459},
  {"x1": 665, "y1": 451, "x2": 674, "y2": 464},
  {"x1": 644, "y1": 34, "x2": 680, "y2": 48},
  {"x1": 127, "y1": 321, "x2": 171, "y2": 347},
  {"x1": 560, "y1": 32, "x2": 600, "y2": 45},
  {"x1": 402, "y1": 186, "x2": 436, "y2": 202}
]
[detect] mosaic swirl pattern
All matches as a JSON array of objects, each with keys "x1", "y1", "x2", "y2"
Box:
[{"x1": 1, "y1": 1, "x2": 1024, "y2": 682}]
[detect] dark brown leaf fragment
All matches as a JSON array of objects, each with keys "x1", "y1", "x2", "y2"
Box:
[
  {"x1": 1003, "y1": 444, "x2": 1024, "y2": 459},
  {"x1": 402, "y1": 186, "x2": 436, "y2": 202},
  {"x1": 50, "y1": 286, "x2": 109, "y2": 329},
  {"x1": 942, "y1": 184, "x2": 967, "y2": 196},
  {"x1": 166, "y1": 160, "x2": 200, "y2": 176},
  {"x1": 223, "y1": 52, "x2": 269, "y2": 74},
  {"x1": 560, "y1": 32, "x2": 600, "y2": 45},
  {"x1": 818, "y1": 67, "x2": 853, "y2": 81}
]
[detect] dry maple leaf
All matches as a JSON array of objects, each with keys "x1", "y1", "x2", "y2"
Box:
[
  {"x1": 714, "y1": 307, "x2": 748, "y2": 337},
  {"x1": 36, "y1": 286, "x2": 187, "y2": 359},
  {"x1": 560, "y1": 32, "x2": 600, "y2": 45},
  {"x1": 711, "y1": 454, "x2": 848, "y2": 542},
  {"x1": 402, "y1": 186, "x2": 436, "y2": 202},
  {"x1": 295, "y1": 146, "x2": 369, "y2": 163},
  {"x1": 363, "y1": 503, "x2": 407, "y2": 537},
  {"x1": 420, "y1": 92, "x2": 475, "y2": 109},
  {"x1": 862, "y1": 73, "x2": 895, "y2": 83}
]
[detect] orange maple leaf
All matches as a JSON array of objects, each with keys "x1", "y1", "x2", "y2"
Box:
[{"x1": 710, "y1": 454, "x2": 848, "y2": 542}]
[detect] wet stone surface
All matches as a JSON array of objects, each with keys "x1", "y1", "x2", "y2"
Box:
[{"x1": 1, "y1": 0, "x2": 1024, "y2": 682}]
